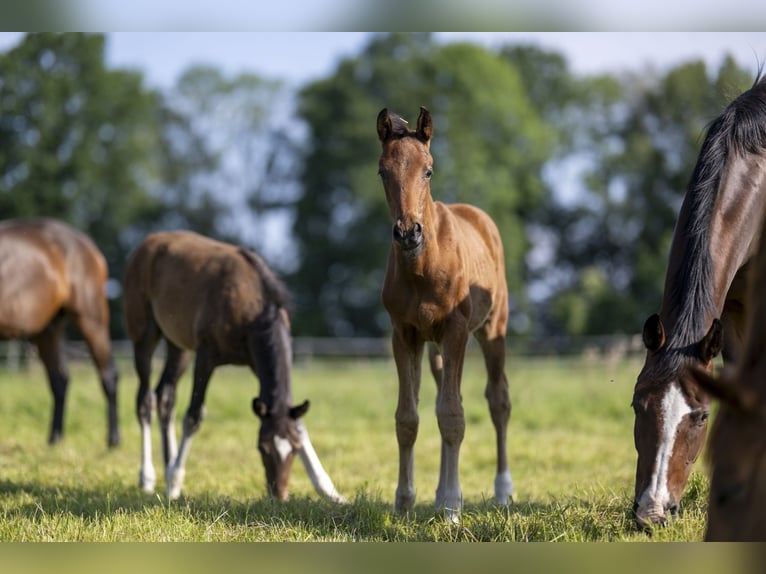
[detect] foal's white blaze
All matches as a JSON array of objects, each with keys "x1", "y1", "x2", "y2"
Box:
[
  {"x1": 296, "y1": 421, "x2": 347, "y2": 504},
  {"x1": 274, "y1": 434, "x2": 293, "y2": 462},
  {"x1": 636, "y1": 382, "x2": 692, "y2": 520}
]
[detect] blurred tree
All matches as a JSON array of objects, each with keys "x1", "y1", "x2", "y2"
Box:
[
  {"x1": 292, "y1": 33, "x2": 555, "y2": 336},
  {"x1": 541, "y1": 56, "x2": 754, "y2": 336}
]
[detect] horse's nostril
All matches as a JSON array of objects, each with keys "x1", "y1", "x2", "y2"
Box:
[
  {"x1": 393, "y1": 224, "x2": 404, "y2": 240},
  {"x1": 413, "y1": 222, "x2": 422, "y2": 235},
  {"x1": 669, "y1": 503, "x2": 679, "y2": 516}
]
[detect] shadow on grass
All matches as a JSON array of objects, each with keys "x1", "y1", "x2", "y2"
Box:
[{"x1": 0, "y1": 477, "x2": 649, "y2": 541}]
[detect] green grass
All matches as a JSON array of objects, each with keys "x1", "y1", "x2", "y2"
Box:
[{"x1": 0, "y1": 353, "x2": 709, "y2": 541}]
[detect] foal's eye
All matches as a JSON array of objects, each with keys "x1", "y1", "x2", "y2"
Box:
[{"x1": 425, "y1": 168, "x2": 433, "y2": 179}]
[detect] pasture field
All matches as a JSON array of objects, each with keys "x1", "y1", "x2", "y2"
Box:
[{"x1": 0, "y1": 351, "x2": 710, "y2": 542}]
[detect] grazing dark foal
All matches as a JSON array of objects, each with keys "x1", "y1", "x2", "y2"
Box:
[
  {"x1": 632, "y1": 74, "x2": 766, "y2": 528},
  {"x1": 377, "y1": 107, "x2": 513, "y2": 523},
  {"x1": 0, "y1": 217, "x2": 119, "y2": 447},
  {"x1": 124, "y1": 230, "x2": 345, "y2": 502}
]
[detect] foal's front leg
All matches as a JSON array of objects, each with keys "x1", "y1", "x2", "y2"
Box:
[
  {"x1": 392, "y1": 326, "x2": 424, "y2": 514},
  {"x1": 434, "y1": 321, "x2": 468, "y2": 523}
]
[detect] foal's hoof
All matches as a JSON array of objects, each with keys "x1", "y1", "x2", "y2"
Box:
[
  {"x1": 494, "y1": 470, "x2": 515, "y2": 505},
  {"x1": 166, "y1": 466, "x2": 186, "y2": 500},
  {"x1": 108, "y1": 432, "x2": 121, "y2": 449},
  {"x1": 47, "y1": 431, "x2": 62, "y2": 445},
  {"x1": 139, "y1": 470, "x2": 156, "y2": 494},
  {"x1": 394, "y1": 488, "x2": 416, "y2": 515}
]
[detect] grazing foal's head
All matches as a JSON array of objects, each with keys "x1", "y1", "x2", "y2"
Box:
[
  {"x1": 376, "y1": 107, "x2": 434, "y2": 255},
  {"x1": 631, "y1": 314, "x2": 721, "y2": 529},
  {"x1": 252, "y1": 397, "x2": 310, "y2": 500}
]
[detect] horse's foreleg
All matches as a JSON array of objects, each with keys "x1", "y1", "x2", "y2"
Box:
[
  {"x1": 76, "y1": 314, "x2": 120, "y2": 447},
  {"x1": 155, "y1": 343, "x2": 189, "y2": 470},
  {"x1": 476, "y1": 331, "x2": 513, "y2": 505},
  {"x1": 33, "y1": 320, "x2": 69, "y2": 445},
  {"x1": 166, "y1": 349, "x2": 214, "y2": 500},
  {"x1": 435, "y1": 324, "x2": 468, "y2": 523},
  {"x1": 392, "y1": 327, "x2": 424, "y2": 514}
]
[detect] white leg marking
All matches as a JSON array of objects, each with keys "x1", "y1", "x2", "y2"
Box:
[
  {"x1": 636, "y1": 382, "x2": 691, "y2": 521},
  {"x1": 139, "y1": 420, "x2": 156, "y2": 493},
  {"x1": 296, "y1": 422, "x2": 347, "y2": 504},
  {"x1": 494, "y1": 469, "x2": 514, "y2": 505},
  {"x1": 166, "y1": 434, "x2": 192, "y2": 500}
]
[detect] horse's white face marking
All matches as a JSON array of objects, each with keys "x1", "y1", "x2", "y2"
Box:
[
  {"x1": 274, "y1": 434, "x2": 293, "y2": 462},
  {"x1": 636, "y1": 382, "x2": 692, "y2": 515}
]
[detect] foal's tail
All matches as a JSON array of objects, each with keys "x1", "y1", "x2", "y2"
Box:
[{"x1": 238, "y1": 248, "x2": 291, "y2": 311}]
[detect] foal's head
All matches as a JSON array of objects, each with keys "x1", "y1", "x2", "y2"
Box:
[
  {"x1": 631, "y1": 314, "x2": 721, "y2": 529},
  {"x1": 376, "y1": 107, "x2": 434, "y2": 255},
  {"x1": 688, "y1": 366, "x2": 766, "y2": 541},
  {"x1": 252, "y1": 397, "x2": 310, "y2": 500}
]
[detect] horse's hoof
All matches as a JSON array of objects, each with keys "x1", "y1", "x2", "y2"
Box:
[
  {"x1": 166, "y1": 466, "x2": 185, "y2": 500},
  {"x1": 48, "y1": 432, "x2": 62, "y2": 446},
  {"x1": 108, "y1": 433, "x2": 121, "y2": 448},
  {"x1": 139, "y1": 469, "x2": 156, "y2": 494},
  {"x1": 494, "y1": 470, "x2": 514, "y2": 505}
]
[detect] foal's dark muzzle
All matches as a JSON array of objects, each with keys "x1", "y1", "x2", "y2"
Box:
[{"x1": 393, "y1": 221, "x2": 423, "y2": 251}]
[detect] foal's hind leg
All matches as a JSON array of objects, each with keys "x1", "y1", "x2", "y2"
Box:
[
  {"x1": 74, "y1": 313, "x2": 120, "y2": 447},
  {"x1": 33, "y1": 316, "x2": 69, "y2": 445},
  {"x1": 427, "y1": 343, "x2": 449, "y2": 506},
  {"x1": 132, "y1": 317, "x2": 162, "y2": 493},
  {"x1": 475, "y1": 328, "x2": 513, "y2": 505},
  {"x1": 155, "y1": 342, "x2": 189, "y2": 471},
  {"x1": 166, "y1": 345, "x2": 215, "y2": 500}
]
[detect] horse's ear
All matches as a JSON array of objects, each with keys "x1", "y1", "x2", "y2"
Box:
[
  {"x1": 698, "y1": 318, "x2": 723, "y2": 363},
  {"x1": 642, "y1": 314, "x2": 666, "y2": 352},
  {"x1": 377, "y1": 108, "x2": 393, "y2": 143},
  {"x1": 252, "y1": 397, "x2": 268, "y2": 419},
  {"x1": 416, "y1": 106, "x2": 433, "y2": 143},
  {"x1": 687, "y1": 364, "x2": 759, "y2": 414},
  {"x1": 289, "y1": 400, "x2": 310, "y2": 419}
]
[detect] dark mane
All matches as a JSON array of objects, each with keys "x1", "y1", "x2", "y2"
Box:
[
  {"x1": 239, "y1": 247, "x2": 293, "y2": 411},
  {"x1": 666, "y1": 73, "x2": 766, "y2": 351}
]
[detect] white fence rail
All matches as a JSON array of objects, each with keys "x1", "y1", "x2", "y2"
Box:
[{"x1": 0, "y1": 334, "x2": 645, "y2": 369}]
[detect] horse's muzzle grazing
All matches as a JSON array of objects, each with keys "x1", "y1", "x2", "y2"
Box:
[
  {"x1": 633, "y1": 499, "x2": 679, "y2": 530},
  {"x1": 393, "y1": 220, "x2": 423, "y2": 251}
]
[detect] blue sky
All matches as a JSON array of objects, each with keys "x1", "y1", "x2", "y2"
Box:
[{"x1": 2, "y1": 33, "x2": 765, "y2": 89}]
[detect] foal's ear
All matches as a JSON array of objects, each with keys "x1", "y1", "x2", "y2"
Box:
[
  {"x1": 416, "y1": 106, "x2": 433, "y2": 143},
  {"x1": 642, "y1": 314, "x2": 666, "y2": 352},
  {"x1": 252, "y1": 397, "x2": 268, "y2": 419},
  {"x1": 687, "y1": 364, "x2": 759, "y2": 414},
  {"x1": 377, "y1": 108, "x2": 393, "y2": 142},
  {"x1": 698, "y1": 318, "x2": 723, "y2": 363},
  {"x1": 289, "y1": 400, "x2": 310, "y2": 419}
]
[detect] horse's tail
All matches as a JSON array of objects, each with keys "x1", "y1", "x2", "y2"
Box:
[{"x1": 238, "y1": 247, "x2": 291, "y2": 311}]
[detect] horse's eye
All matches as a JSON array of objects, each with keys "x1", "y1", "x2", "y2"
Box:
[
  {"x1": 692, "y1": 410, "x2": 710, "y2": 427},
  {"x1": 425, "y1": 168, "x2": 433, "y2": 179}
]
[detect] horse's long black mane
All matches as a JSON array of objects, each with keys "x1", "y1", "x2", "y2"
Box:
[
  {"x1": 239, "y1": 248, "x2": 293, "y2": 412},
  {"x1": 666, "y1": 72, "x2": 766, "y2": 352}
]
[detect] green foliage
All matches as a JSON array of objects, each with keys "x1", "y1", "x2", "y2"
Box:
[
  {"x1": 292, "y1": 33, "x2": 555, "y2": 336},
  {"x1": 0, "y1": 355, "x2": 708, "y2": 541}
]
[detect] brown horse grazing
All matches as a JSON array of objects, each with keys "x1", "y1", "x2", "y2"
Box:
[
  {"x1": 0, "y1": 218, "x2": 120, "y2": 447},
  {"x1": 376, "y1": 107, "x2": 513, "y2": 522},
  {"x1": 632, "y1": 74, "x2": 766, "y2": 529},
  {"x1": 687, "y1": 200, "x2": 766, "y2": 541},
  {"x1": 124, "y1": 230, "x2": 345, "y2": 503}
]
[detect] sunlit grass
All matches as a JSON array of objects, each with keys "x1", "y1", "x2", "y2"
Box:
[{"x1": 0, "y1": 352, "x2": 708, "y2": 541}]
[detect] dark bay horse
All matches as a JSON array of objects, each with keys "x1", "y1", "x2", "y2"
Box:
[
  {"x1": 0, "y1": 218, "x2": 120, "y2": 447},
  {"x1": 688, "y1": 199, "x2": 766, "y2": 541},
  {"x1": 632, "y1": 75, "x2": 766, "y2": 528},
  {"x1": 377, "y1": 107, "x2": 513, "y2": 522},
  {"x1": 124, "y1": 230, "x2": 345, "y2": 502}
]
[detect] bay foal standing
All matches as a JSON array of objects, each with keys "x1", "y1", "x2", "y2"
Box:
[{"x1": 377, "y1": 107, "x2": 514, "y2": 522}]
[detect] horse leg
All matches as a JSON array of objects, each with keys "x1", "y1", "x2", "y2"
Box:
[
  {"x1": 427, "y1": 343, "x2": 450, "y2": 505},
  {"x1": 73, "y1": 313, "x2": 120, "y2": 447},
  {"x1": 155, "y1": 342, "x2": 189, "y2": 471},
  {"x1": 475, "y1": 329, "x2": 513, "y2": 505},
  {"x1": 132, "y1": 317, "x2": 162, "y2": 493},
  {"x1": 392, "y1": 326, "x2": 424, "y2": 514},
  {"x1": 166, "y1": 345, "x2": 215, "y2": 500},
  {"x1": 32, "y1": 317, "x2": 69, "y2": 445},
  {"x1": 434, "y1": 321, "x2": 468, "y2": 523}
]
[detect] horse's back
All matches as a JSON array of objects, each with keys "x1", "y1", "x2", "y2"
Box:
[
  {"x1": 0, "y1": 218, "x2": 106, "y2": 337},
  {"x1": 125, "y1": 230, "x2": 265, "y2": 351}
]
